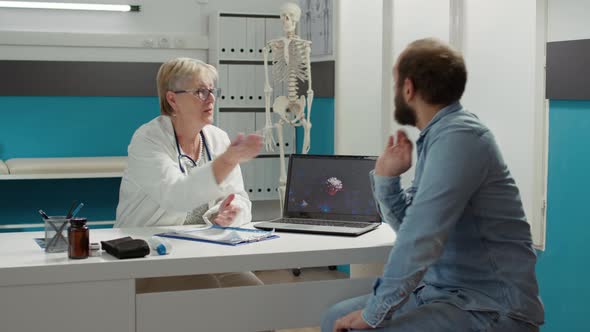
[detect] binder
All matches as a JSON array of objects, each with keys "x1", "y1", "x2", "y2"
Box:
[
  {"x1": 254, "y1": 64, "x2": 266, "y2": 107},
  {"x1": 250, "y1": 158, "x2": 264, "y2": 201},
  {"x1": 227, "y1": 65, "x2": 239, "y2": 107},
  {"x1": 220, "y1": 16, "x2": 246, "y2": 60},
  {"x1": 246, "y1": 17, "x2": 265, "y2": 60},
  {"x1": 252, "y1": 17, "x2": 266, "y2": 59},
  {"x1": 218, "y1": 16, "x2": 232, "y2": 59},
  {"x1": 245, "y1": 65, "x2": 256, "y2": 107},
  {"x1": 218, "y1": 64, "x2": 228, "y2": 107},
  {"x1": 264, "y1": 157, "x2": 281, "y2": 200},
  {"x1": 156, "y1": 225, "x2": 278, "y2": 246},
  {"x1": 240, "y1": 160, "x2": 255, "y2": 198},
  {"x1": 229, "y1": 65, "x2": 248, "y2": 107},
  {"x1": 217, "y1": 111, "x2": 255, "y2": 139}
]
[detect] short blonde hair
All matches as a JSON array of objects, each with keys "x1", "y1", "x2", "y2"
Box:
[{"x1": 156, "y1": 57, "x2": 218, "y2": 115}]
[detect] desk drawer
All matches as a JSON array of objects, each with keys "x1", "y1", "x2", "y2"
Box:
[
  {"x1": 1, "y1": 279, "x2": 134, "y2": 332},
  {"x1": 136, "y1": 277, "x2": 374, "y2": 332}
]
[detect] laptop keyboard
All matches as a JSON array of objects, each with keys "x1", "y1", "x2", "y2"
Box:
[{"x1": 278, "y1": 218, "x2": 372, "y2": 228}]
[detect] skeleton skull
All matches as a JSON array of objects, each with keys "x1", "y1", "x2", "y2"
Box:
[{"x1": 280, "y1": 2, "x2": 301, "y2": 34}]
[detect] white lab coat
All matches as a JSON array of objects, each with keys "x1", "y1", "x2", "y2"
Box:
[{"x1": 115, "y1": 115, "x2": 252, "y2": 228}]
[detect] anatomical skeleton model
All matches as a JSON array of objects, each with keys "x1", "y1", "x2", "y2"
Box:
[{"x1": 262, "y1": 2, "x2": 313, "y2": 209}]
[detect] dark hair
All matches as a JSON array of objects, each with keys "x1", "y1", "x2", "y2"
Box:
[{"x1": 397, "y1": 38, "x2": 467, "y2": 105}]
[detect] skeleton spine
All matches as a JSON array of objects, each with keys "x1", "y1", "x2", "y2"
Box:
[{"x1": 288, "y1": 70, "x2": 298, "y2": 101}]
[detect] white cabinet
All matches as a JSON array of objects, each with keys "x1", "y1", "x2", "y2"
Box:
[{"x1": 210, "y1": 12, "x2": 295, "y2": 201}]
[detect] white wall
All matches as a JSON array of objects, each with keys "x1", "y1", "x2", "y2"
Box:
[
  {"x1": 335, "y1": 0, "x2": 449, "y2": 159},
  {"x1": 0, "y1": 0, "x2": 283, "y2": 62},
  {"x1": 0, "y1": 0, "x2": 200, "y2": 34},
  {"x1": 388, "y1": 0, "x2": 450, "y2": 187},
  {"x1": 374, "y1": 0, "x2": 547, "y2": 247},
  {"x1": 334, "y1": 0, "x2": 383, "y2": 156},
  {"x1": 548, "y1": 0, "x2": 590, "y2": 42},
  {"x1": 461, "y1": 0, "x2": 546, "y2": 247}
]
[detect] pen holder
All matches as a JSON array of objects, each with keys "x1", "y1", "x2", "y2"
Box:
[{"x1": 44, "y1": 216, "x2": 70, "y2": 253}]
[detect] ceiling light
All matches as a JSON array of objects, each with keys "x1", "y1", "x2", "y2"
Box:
[{"x1": 0, "y1": 1, "x2": 140, "y2": 12}]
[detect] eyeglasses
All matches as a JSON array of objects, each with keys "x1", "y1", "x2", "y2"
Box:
[{"x1": 173, "y1": 88, "x2": 221, "y2": 101}]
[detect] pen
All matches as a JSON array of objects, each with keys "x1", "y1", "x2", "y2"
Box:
[
  {"x1": 66, "y1": 200, "x2": 78, "y2": 219},
  {"x1": 38, "y1": 209, "x2": 49, "y2": 220},
  {"x1": 70, "y1": 202, "x2": 85, "y2": 218}
]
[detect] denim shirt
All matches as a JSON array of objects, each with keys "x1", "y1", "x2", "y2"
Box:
[{"x1": 362, "y1": 102, "x2": 544, "y2": 327}]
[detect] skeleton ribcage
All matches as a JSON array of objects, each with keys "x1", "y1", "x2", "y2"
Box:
[{"x1": 271, "y1": 40, "x2": 310, "y2": 101}]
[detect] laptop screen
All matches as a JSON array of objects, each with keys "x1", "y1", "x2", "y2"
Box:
[{"x1": 284, "y1": 155, "x2": 381, "y2": 222}]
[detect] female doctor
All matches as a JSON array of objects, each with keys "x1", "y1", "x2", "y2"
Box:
[
  {"x1": 116, "y1": 57, "x2": 264, "y2": 290},
  {"x1": 116, "y1": 57, "x2": 261, "y2": 228}
]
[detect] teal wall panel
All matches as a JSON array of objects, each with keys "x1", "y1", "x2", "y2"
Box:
[
  {"x1": 536, "y1": 100, "x2": 590, "y2": 331},
  {"x1": 0, "y1": 96, "x2": 159, "y2": 159},
  {"x1": 0, "y1": 178, "x2": 121, "y2": 227},
  {"x1": 0, "y1": 96, "x2": 159, "y2": 225},
  {"x1": 296, "y1": 97, "x2": 334, "y2": 155}
]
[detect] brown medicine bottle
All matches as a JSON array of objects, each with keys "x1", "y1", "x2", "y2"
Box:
[{"x1": 68, "y1": 218, "x2": 89, "y2": 259}]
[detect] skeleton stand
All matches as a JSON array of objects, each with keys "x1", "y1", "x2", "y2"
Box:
[{"x1": 262, "y1": 29, "x2": 313, "y2": 212}]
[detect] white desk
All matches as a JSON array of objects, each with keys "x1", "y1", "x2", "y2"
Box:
[{"x1": 0, "y1": 225, "x2": 395, "y2": 332}]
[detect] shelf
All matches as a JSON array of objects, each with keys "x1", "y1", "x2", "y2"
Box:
[
  {"x1": 0, "y1": 172, "x2": 123, "y2": 180},
  {"x1": 256, "y1": 154, "x2": 288, "y2": 159},
  {"x1": 0, "y1": 160, "x2": 8, "y2": 175},
  {"x1": 219, "y1": 60, "x2": 271, "y2": 65},
  {"x1": 219, "y1": 13, "x2": 280, "y2": 19},
  {"x1": 0, "y1": 220, "x2": 114, "y2": 231},
  {"x1": 0, "y1": 157, "x2": 127, "y2": 180},
  {"x1": 219, "y1": 107, "x2": 266, "y2": 112}
]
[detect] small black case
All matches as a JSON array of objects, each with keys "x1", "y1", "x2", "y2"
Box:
[{"x1": 100, "y1": 236, "x2": 150, "y2": 259}]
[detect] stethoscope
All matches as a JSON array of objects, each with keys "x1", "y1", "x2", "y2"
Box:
[{"x1": 174, "y1": 129, "x2": 212, "y2": 174}]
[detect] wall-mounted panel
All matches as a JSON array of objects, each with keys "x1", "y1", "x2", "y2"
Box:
[
  {"x1": 300, "y1": 61, "x2": 335, "y2": 98},
  {"x1": 546, "y1": 39, "x2": 590, "y2": 100},
  {"x1": 0, "y1": 61, "x2": 161, "y2": 96}
]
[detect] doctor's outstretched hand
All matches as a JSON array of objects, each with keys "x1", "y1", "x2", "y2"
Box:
[
  {"x1": 375, "y1": 130, "x2": 413, "y2": 177},
  {"x1": 226, "y1": 133, "x2": 263, "y2": 164},
  {"x1": 212, "y1": 133, "x2": 263, "y2": 185}
]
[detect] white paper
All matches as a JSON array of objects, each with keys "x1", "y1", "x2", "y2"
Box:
[{"x1": 168, "y1": 226, "x2": 274, "y2": 245}]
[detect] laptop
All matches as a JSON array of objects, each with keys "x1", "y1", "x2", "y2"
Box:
[{"x1": 254, "y1": 154, "x2": 382, "y2": 236}]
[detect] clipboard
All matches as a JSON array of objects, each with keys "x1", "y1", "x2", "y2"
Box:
[{"x1": 155, "y1": 225, "x2": 278, "y2": 246}]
